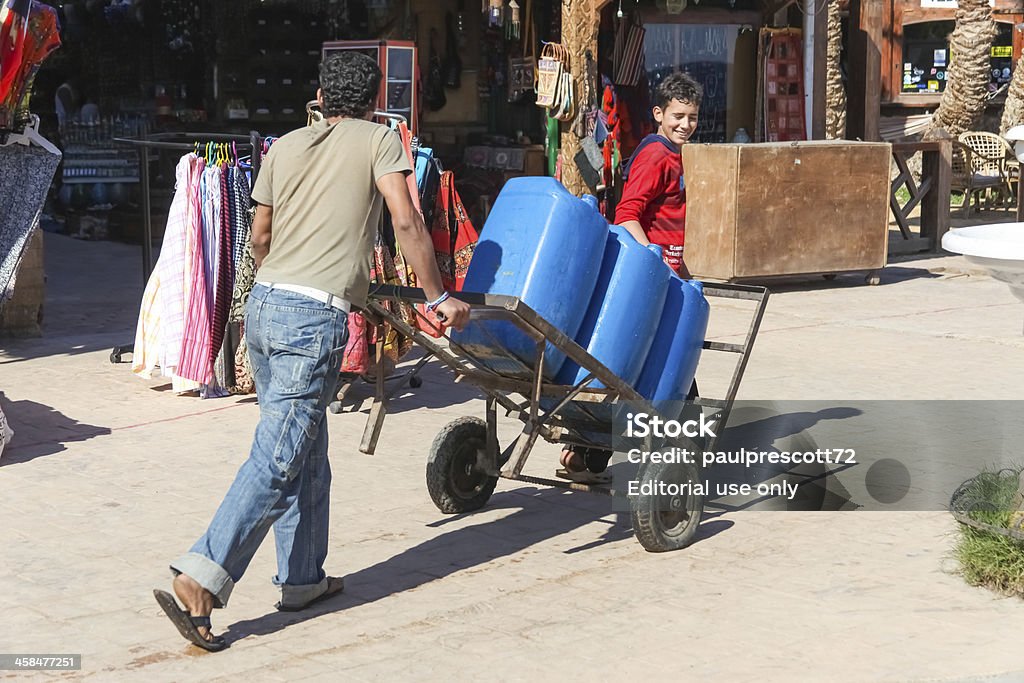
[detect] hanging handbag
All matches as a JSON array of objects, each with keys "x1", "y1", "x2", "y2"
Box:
[
  {"x1": 536, "y1": 42, "x2": 575, "y2": 121},
  {"x1": 415, "y1": 170, "x2": 480, "y2": 336},
  {"x1": 613, "y1": 12, "x2": 646, "y2": 87},
  {"x1": 371, "y1": 232, "x2": 415, "y2": 361},
  {"x1": 443, "y1": 11, "x2": 463, "y2": 89},
  {"x1": 536, "y1": 42, "x2": 565, "y2": 108},
  {"x1": 552, "y1": 68, "x2": 576, "y2": 122},
  {"x1": 425, "y1": 28, "x2": 447, "y2": 111},
  {"x1": 508, "y1": 0, "x2": 536, "y2": 103},
  {"x1": 431, "y1": 170, "x2": 478, "y2": 292},
  {"x1": 340, "y1": 312, "x2": 371, "y2": 374}
]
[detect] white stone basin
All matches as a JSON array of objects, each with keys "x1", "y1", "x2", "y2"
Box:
[{"x1": 942, "y1": 223, "x2": 1024, "y2": 330}]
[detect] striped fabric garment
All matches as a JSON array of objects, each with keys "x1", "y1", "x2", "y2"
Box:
[
  {"x1": 200, "y1": 166, "x2": 230, "y2": 398},
  {"x1": 170, "y1": 158, "x2": 206, "y2": 394},
  {"x1": 157, "y1": 156, "x2": 194, "y2": 378},
  {"x1": 210, "y1": 165, "x2": 234, "y2": 372},
  {"x1": 177, "y1": 165, "x2": 216, "y2": 384}
]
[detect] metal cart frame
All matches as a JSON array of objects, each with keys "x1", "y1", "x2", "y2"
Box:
[{"x1": 350, "y1": 282, "x2": 769, "y2": 552}]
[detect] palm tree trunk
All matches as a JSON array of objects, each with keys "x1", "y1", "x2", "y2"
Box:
[
  {"x1": 825, "y1": 0, "x2": 846, "y2": 139},
  {"x1": 1000, "y1": 56, "x2": 1024, "y2": 133},
  {"x1": 923, "y1": 0, "x2": 995, "y2": 139}
]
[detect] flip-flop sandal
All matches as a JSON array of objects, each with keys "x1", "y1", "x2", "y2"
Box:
[
  {"x1": 153, "y1": 589, "x2": 227, "y2": 652},
  {"x1": 555, "y1": 468, "x2": 613, "y2": 485},
  {"x1": 275, "y1": 576, "x2": 345, "y2": 612}
]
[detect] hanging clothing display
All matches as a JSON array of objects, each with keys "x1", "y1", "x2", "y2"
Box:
[
  {"x1": 0, "y1": 0, "x2": 60, "y2": 131},
  {"x1": 339, "y1": 119, "x2": 481, "y2": 373},
  {"x1": 133, "y1": 153, "x2": 252, "y2": 396},
  {"x1": 0, "y1": 141, "x2": 60, "y2": 303},
  {"x1": 0, "y1": 0, "x2": 61, "y2": 306}
]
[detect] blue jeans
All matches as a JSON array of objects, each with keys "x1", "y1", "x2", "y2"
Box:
[{"x1": 171, "y1": 283, "x2": 348, "y2": 608}]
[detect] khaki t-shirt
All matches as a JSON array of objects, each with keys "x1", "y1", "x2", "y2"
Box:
[{"x1": 250, "y1": 117, "x2": 411, "y2": 308}]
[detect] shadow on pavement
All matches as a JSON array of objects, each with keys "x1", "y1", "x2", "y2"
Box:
[
  {"x1": 329, "y1": 357, "x2": 484, "y2": 416},
  {"x1": 0, "y1": 393, "x2": 111, "y2": 466},
  {"x1": 705, "y1": 405, "x2": 862, "y2": 512},
  {"x1": 0, "y1": 333, "x2": 132, "y2": 365},
  {"x1": 733, "y1": 266, "x2": 940, "y2": 295},
  {"x1": 221, "y1": 485, "x2": 730, "y2": 644}
]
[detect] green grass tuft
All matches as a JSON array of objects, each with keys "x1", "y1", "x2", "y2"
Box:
[{"x1": 953, "y1": 468, "x2": 1024, "y2": 597}]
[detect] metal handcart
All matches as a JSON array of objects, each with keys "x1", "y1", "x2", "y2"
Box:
[{"x1": 350, "y1": 282, "x2": 769, "y2": 552}]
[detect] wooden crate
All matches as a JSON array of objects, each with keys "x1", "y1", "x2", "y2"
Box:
[{"x1": 682, "y1": 141, "x2": 891, "y2": 280}]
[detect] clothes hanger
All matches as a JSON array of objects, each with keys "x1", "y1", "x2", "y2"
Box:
[{"x1": 1, "y1": 115, "x2": 60, "y2": 155}]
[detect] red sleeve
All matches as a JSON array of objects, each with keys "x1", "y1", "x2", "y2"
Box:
[{"x1": 614, "y1": 149, "x2": 671, "y2": 226}]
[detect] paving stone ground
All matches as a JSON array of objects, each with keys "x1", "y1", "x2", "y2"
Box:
[{"x1": 2, "y1": 232, "x2": 1024, "y2": 681}]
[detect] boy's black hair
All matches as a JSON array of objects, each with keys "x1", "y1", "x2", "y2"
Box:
[
  {"x1": 319, "y1": 52, "x2": 382, "y2": 119},
  {"x1": 655, "y1": 72, "x2": 703, "y2": 110}
]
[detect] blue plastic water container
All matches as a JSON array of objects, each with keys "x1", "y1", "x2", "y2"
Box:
[
  {"x1": 452, "y1": 177, "x2": 608, "y2": 378},
  {"x1": 556, "y1": 225, "x2": 672, "y2": 390},
  {"x1": 635, "y1": 278, "x2": 710, "y2": 417}
]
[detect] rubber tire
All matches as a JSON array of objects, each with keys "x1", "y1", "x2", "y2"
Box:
[
  {"x1": 426, "y1": 416, "x2": 497, "y2": 514},
  {"x1": 109, "y1": 352, "x2": 121, "y2": 364},
  {"x1": 409, "y1": 375, "x2": 423, "y2": 389},
  {"x1": 630, "y1": 458, "x2": 704, "y2": 552}
]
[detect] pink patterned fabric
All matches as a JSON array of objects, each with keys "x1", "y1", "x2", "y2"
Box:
[{"x1": 178, "y1": 159, "x2": 213, "y2": 384}]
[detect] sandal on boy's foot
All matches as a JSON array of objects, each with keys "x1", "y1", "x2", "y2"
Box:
[
  {"x1": 555, "y1": 468, "x2": 613, "y2": 485},
  {"x1": 275, "y1": 576, "x2": 345, "y2": 612},
  {"x1": 559, "y1": 448, "x2": 587, "y2": 473},
  {"x1": 153, "y1": 589, "x2": 227, "y2": 652}
]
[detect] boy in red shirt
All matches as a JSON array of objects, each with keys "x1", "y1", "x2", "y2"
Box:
[
  {"x1": 558, "y1": 72, "x2": 702, "y2": 481},
  {"x1": 615, "y1": 71, "x2": 702, "y2": 277}
]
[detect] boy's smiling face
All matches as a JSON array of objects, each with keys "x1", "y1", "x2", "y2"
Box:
[{"x1": 654, "y1": 97, "x2": 700, "y2": 148}]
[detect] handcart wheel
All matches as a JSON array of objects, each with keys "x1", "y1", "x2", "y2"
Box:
[
  {"x1": 409, "y1": 375, "x2": 423, "y2": 389},
  {"x1": 109, "y1": 351, "x2": 121, "y2": 364},
  {"x1": 426, "y1": 417, "x2": 497, "y2": 514},
  {"x1": 630, "y1": 458, "x2": 704, "y2": 553}
]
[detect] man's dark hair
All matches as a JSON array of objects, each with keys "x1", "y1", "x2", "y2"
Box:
[
  {"x1": 656, "y1": 72, "x2": 703, "y2": 110},
  {"x1": 319, "y1": 52, "x2": 382, "y2": 119}
]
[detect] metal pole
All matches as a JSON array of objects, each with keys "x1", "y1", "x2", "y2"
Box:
[{"x1": 140, "y1": 145, "x2": 153, "y2": 283}]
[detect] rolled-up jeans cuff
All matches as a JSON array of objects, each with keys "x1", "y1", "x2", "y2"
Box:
[
  {"x1": 278, "y1": 577, "x2": 329, "y2": 609},
  {"x1": 170, "y1": 552, "x2": 235, "y2": 608}
]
